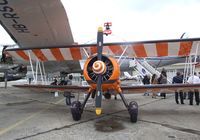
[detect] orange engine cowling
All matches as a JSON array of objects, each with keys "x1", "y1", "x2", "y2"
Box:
[{"x1": 83, "y1": 54, "x2": 121, "y2": 93}]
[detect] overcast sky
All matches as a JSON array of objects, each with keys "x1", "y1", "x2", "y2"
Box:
[
  {"x1": 62, "y1": 0, "x2": 200, "y2": 43},
  {"x1": 1, "y1": 0, "x2": 200, "y2": 45}
]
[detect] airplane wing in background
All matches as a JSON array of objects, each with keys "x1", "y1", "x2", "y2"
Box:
[
  {"x1": 0, "y1": 0, "x2": 79, "y2": 73},
  {"x1": 0, "y1": 0, "x2": 74, "y2": 48},
  {"x1": 13, "y1": 83, "x2": 200, "y2": 94}
]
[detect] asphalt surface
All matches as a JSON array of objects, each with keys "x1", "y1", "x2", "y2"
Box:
[{"x1": 0, "y1": 83, "x2": 200, "y2": 140}]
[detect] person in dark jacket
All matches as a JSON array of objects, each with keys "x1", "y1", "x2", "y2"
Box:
[
  {"x1": 142, "y1": 74, "x2": 150, "y2": 96},
  {"x1": 172, "y1": 72, "x2": 184, "y2": 104},
  {"x1": 158, "y1": 70, "x2": 167, "y2": 99},
  {"x1": 1, "y1": 45, "x2": 8, "y2": 63},
  {"x1": 51, "y1": 77, "x2": 58, "y2": 85}
]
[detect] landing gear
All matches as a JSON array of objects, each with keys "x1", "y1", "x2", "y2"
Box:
[
  {"x1": 119, "y1": 93, "x2": 138, "y2": 123},
  {"x1": 114, "y1": 95, "x2": 117, "y2": 100},
  {"x1": 104, "y1": 92, "x2": 111, "y2": 99},
  {"x1": 128, "y1": 101, "x2": 138, "y2": 123},
  {"x1": 71, "y1": 101, "x2": 82, "y2": 121},
  {"x1": 70, "y1": 92, "x2": 91, "y2": 121},
  {"x1": 64, "y1": 92, "x2": 75, "y2": 106},
  {"x1": 91, "y1": 90, "x2": 96, "y2": 99}
]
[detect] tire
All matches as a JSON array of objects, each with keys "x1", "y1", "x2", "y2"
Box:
[
  {"x1": 128, "y1": 101, "x2": 138, "y2": 123},
  {"x1": 71, "y1": 101, "x2": 82, "y2": 121},
  {"x1": 104, "y1": 92, "x2": 111, "y2": 99}
]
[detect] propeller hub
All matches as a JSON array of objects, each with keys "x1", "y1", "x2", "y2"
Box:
[{"x1": 92, "y1": 60, "x2": 106, "y2": 75}]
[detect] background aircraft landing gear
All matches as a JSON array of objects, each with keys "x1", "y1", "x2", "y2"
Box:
[
  {"x1": 70, "y1": 92, "x2": 91, "y2": 121},
  {"x1": 119, "y1": 93, "x2": 138, "y2": 123}
]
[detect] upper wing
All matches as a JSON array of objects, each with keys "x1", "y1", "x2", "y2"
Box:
[
  {"x1": 0, "y1": 0, "x2": 74, "y2": 48},
  {"x1": 12, "y1": 83, "x2": 200, "y2": 94},
  {"x1": 5, "y1": 38, "x2": 200, "y2": 63}
]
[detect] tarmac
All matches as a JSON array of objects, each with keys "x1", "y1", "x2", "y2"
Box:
[{"x1": 0, "y1": 81, "x2": 200, "y2": 140}]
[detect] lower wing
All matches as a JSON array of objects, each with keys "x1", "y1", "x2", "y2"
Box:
[{"x1": 12, "y1": 84, "x2": 200, "y2": 94}]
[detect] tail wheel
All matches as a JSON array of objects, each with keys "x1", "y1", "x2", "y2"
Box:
[
  {"x1": 128, "y1": 101, "x2": 138, "y2": 123},
  {"x1": 71, "y1": 101, "x2": 82, "y2": 121},
  {"x1": 104, "y1": 92, "x2": 111, "y2": 99}
]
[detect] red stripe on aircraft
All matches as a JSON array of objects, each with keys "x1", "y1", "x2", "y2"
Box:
[
  {"x1": 108, "y1": 45, "x2": 123, "y2": 55},
  {"x1": 32, "y1": 49, "x2": 48, "y2": 61},
  {"x1": 70, "y1": 48, "x2": 82, "y2": 60},
  {"x1": 156, "y1": 42, "x2": 168, "y2": 57},
  {"x1": 132, "y1": 44, "x2": 147, "y2": 57},
  {"x1": 178, "y1": 41, "x2": 193, "y2": 56},
  {"x1": 16, "y1": 50, "x2": 29, "y2": 61},
  {"x1": 50, "y1": 48, "x2": 64, "y2": 61}
]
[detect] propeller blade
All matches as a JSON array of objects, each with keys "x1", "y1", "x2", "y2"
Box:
[
  {"x1": 95, "y1": 75, "x2": 102, "y2": 115},
  {"x1": 95, "y1": 27, "x2": 104, "y2": 115},
  {"x1": 97, "y1": 27, "x2": 103, "y2": 60}
]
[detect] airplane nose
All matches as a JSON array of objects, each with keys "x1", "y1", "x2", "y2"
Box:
[{"x1": 92, "y1": 60, "x2": 106, "y2": 75}]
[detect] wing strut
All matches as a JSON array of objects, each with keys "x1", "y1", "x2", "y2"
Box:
[{"x1": 27, "y1": 51, "x2": 47, "y2": 85}]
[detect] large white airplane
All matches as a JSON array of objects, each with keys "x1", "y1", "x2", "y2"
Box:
[{"x1": 0, "y1": 0, "x2": 200, "y2": 123}]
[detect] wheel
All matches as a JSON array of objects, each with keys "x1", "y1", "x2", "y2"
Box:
[
  {"x1": 128, "y1": 101, "x2": 138, "y2": 123},
  {"x1": 71, "y1": 101, "x2": 82, "y2": 121},
  {"x1": 104, "y1": 92, "x2": 111, "y2": 99}
]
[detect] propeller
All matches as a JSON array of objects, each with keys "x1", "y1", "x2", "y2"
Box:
[{"x1": 92, "y1": 27, "x2": 104, "y2": 115}]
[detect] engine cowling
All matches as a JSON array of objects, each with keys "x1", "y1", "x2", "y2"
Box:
[{"x1": 83, "y1": 54, "x2": 121, "y2": 92}]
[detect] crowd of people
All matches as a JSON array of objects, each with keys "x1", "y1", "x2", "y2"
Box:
[
  {"x1": 142, "y1": 69, "x2": 200, "y2": 106},
  {"x1": 50, "y1": 75, "x2": 73, "y2": 85},
  {"x1": 142, "y1": 69, "x2": 167, "y2": 99}
]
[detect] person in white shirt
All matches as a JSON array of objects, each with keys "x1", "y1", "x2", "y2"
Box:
[{"x1": 187, "y1": 72, "x2": 200, "y2": 105}]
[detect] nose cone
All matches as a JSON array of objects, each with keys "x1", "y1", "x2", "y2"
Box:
[{"x1": 92, "y1": 60, "x2": 106, "y2": 75}]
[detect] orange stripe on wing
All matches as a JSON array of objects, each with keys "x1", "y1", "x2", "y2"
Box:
[
  {"x1": 178, "y1": 41, "x2": 193, "y2": 56},
  {"x1": 132, "y1": 44, "x2": 147, "y2": 57},
  {"x1": 50, "y1": 48, "x2": 64, "y2": 61},
  {"x1": 108, "y1": 45, "x2": 123, "y2": 55},
  {"x1": 70, "y1": 47, "x2": 82, "y2": 60},
  {"x1": 32, "y1": 49, "x2": 48, "y2": 61},
  {"x1": 90, "y1": 46, "x2": 97, "y2": 55},
  {"x1": 156, "y1": 42, "x2": 168, "y2": 57},
  {"x1": 16, "y1": 50, "x2": 29, "y2": 61}
]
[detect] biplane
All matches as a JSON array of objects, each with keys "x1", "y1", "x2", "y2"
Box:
[{"x1": 1, "y1": 0, "x2": 200, "y2": 123}]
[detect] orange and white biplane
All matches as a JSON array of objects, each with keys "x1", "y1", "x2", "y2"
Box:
[{"x1": 1, "y1": 0, "x2": 200, "y2": 123}]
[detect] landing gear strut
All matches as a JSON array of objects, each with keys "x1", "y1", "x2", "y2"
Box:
[
  {"x1": 70, "y1": 92, "x2": 91, "y2": 121},
  {"x1": 64, "y1": 92, "x2": 75, "y2": 106},
  {"x1": 119, "y1": 93, "x2": 138, "y2": 123}
]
